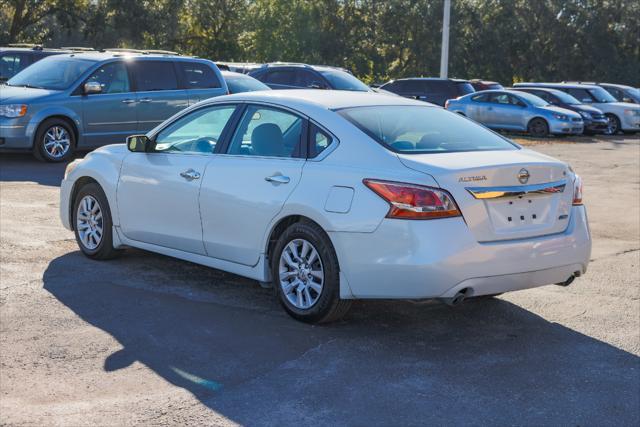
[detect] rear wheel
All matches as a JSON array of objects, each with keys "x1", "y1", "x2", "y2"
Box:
[
  {"x1": 272, "y1": 221, "x2": 351, "y2": 323},
  {"x1": 605, "y1": 113, "x2": 621, "y2": 135},
  {"x1": 527, "y1": 118, "x2": 549, "y2": 137},
  {"x1": 72, "y1": 183, "x2": 119, "y2": 260},
  {"x1": 33, "y1": 118, "x2": 75, "y2": 162}
]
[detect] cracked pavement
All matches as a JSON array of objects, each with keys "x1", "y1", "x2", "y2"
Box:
[{"x1": 1, "y1": 135, "x2": 639, "y2": 426}]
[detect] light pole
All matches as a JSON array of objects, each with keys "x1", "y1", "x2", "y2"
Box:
[{"x1": 440, "y1": 0, "x2": 451, "y2": 78}]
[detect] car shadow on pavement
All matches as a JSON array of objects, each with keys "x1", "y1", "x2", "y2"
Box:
[
  {"x1": 43, "y1": 251, "x2": 640, "y2": 426},
  {"x1": 0, "y1": 154, "x2": 70, "y2": 187}
]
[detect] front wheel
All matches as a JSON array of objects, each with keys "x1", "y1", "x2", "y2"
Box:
[
  {"x1": 33, "y1": 118, "x2": 75, "y2": 162},
  {"x1": 605, "y1": 114, "x2": 621, "y2": 135},
  {"x1": 272, "y1": 221, "x2": 351, "y2": 323},
  {"x1": 72, "y1": 183, "x2": 119, "y2": 260},
  {"x1": 527, "y1": 118, "x2": 549, "y2": 137}
]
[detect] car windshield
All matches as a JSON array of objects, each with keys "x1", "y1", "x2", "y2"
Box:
[
  {"x1": 319, "y1": 69, "x2": 370, "y2": 92},
  {"x1": 6, "y1": 55, "x2": 94, "y2": 90},
  {"x1": 338, "y1": 105, "x2": 518, "y2": 154},
  {"x1": 514, "y1": 91, "x2": 548, "y2": 107},
  {"x1": 224, "y1": 74, "x2": 270, "y2": 93},
  {"x1": 587, "y1": 87, "x2": 617, "y2": 103},
  {"x1": 551, "y1": 90, "x2": 582, "y2": 105}
]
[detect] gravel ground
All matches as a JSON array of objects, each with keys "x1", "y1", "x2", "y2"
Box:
[{"x1": 1, "y1": 135, "x2": 639, "y2": 426}]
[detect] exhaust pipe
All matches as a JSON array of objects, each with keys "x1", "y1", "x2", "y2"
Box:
[
  {"x1": 555, "y1": 274, "x2": 576, "y2": 287},
  {"x1": 440, "y1": 289, "x2": 469, "y2": 307}
]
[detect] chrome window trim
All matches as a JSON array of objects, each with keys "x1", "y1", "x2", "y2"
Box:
[{"x1": 466, "y1": 180, "x2": 567, "y2": 200}]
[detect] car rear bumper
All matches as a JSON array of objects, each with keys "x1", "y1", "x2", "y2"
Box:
[{"x1": 329, "y1": 205, "x2": 591, "y2": 299}]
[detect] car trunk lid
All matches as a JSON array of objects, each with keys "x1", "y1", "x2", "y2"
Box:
[{"x1": 397, "y1": 149, "x2": 575, "y2": 242}]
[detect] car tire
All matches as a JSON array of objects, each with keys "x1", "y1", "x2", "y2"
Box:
[
  {"x1": 604, "y1": 113, "x2": 621, "y2": 135},
  {"x1": 272, "y1": 220, "x2": 352, "y2": 324},
  {"x1": 33, "y1": 118, "x2": 75, "y2": 163},
  {"x1": 72, "y1": 182, "x2": 119, "y2": 260},
  {"x1": 527, "y1": 118, "x2": 549, "y2": 137}
]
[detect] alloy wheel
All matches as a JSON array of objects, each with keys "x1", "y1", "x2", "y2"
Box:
[
  {"x1": 76, "y1": 195, "x2": 103, "y2": 250},
  {"x1": 278, "y1": 239, "x2": 324, "y2": 309},
  {"x1": 43, "y1": 126, "x2": 71, "y2": 159}
]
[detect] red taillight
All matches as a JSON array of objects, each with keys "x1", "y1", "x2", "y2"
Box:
[
  {"x1": 573, "y1": 175, "x2": 583, "y2": 205},
  {"x1": 364, "y1": 179, "x2": 461, "y2": 220}
]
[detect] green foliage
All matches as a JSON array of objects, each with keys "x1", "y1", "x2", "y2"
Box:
[{"x1": 1, "y1": 0, "x2": 638, "y2": 85}]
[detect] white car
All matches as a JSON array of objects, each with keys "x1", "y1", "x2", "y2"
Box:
[{"x1": 60, "y1": 90, "x2": 591, "y2": 323}]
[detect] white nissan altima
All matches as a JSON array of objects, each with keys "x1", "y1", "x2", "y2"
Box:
[{"x1": 60, "y1": 90, "x2": 591, "y2": 323}]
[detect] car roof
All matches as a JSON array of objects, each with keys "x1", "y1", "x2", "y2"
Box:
[
  {"x1": 202, "y1": 89, "x2": 428, "y2": 111},
  {"x1": 512, "y1": 87, "x2": 570, "y2": 96},
  {"x1": 255, "y1": 63, "x2": 352, "y2": 74},
  {"x1": 36, "y1": 51, "x2": 204, "y2": 63},
  {"x1": 0, "y1": 46, "x2": 70, "y2": 53},
  {"x1": 389, "y1": 77, "x2": 469, "y2": 83},
  {"x1": 515, "y1": 82, "x2": 601, "y2": 90}
]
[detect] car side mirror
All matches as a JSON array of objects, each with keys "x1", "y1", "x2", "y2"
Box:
[
  {"x1": 623, "y1": 97, "x2": 633, "y2": 103},
  {"x1": 127, "y1": 135, "x2": 151, "y2": 152},
  {"x1": 84, "y1": 81, "x2": 102, "y2": 95}
]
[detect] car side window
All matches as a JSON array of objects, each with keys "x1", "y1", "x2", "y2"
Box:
[
  {"x1": 489, "y1": 93, "x2": 510, "y2": 104},
  {"x1": 227, "y1": 105, "x2": 303, "y2": 158},
  {"x1": 508, "y1": 95, "x2": 526, "y2": 107},
  {"x1": 133, "y1": 61, "x2": 179, "y2": 91},
  {"x1": 263, "y1": 70, "x2": 296, "y2": 85},
  {"x1": 309, "y1": 123, "x2": 332, "y2": 158},
  {"x1": 296, "y1": 69, "x2": 324, "y2": 88},
  {"x1": 566, "y1": 88, "x2": 593, "y2": 103},
  {"x1": 154, "y1": 105, "x2": 236, "y2": 154},
  {"x1": 178, "y1": 61, "x2": 221, "y2": 89},
  {"x1": 85, "y1": 62, "x2": 130, "y2": 94},
  {"x1": 471, "y1": 93, "x2": 489, "y2": 102},
  {"x1": 0, "y1": 53, "x2": 29, "y2": 79}
]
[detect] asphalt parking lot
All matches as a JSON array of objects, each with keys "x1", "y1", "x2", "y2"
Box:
[{"x1": 1, "y1": 135, "x2": 639, "y2": 426}]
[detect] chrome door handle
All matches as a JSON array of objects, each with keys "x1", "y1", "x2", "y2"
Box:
[
  {"x1": 122, "y1": 99, "x2": 136, "y2": 104},
  {"x1": 180, "y1": 169, "x2": 201, "y2": 181},
  {"x1": 139, "y1": 98, "x2": 152, "y2": 103},
  {"x1": 265, "y1": 174, "x2": 290, "y2": 184}
]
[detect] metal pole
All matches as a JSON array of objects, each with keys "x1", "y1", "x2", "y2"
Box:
[{"x1": 440, "y1": 0, "x2": 451, "y2": 78}]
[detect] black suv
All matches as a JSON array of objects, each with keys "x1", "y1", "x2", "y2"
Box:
[
  {"x1": 0, "y1": 45, "x2": 71, "y2": 82},
  {"x1": 249, "y1": 63, "x2": 371, "y2": 92},
  {"x1": 379, "y1": 78, "x2": 475, "y2": 106}
]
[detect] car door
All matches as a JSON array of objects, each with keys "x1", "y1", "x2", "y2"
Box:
[
  {"x1": 199, "y1": 104, "x2": 306, "y2": 266},
  {"x1": 467, "y1": 93, "x2": 490, "y2": 123},
  {"x1": 116, "y1": 104, "x2": 239, "y2": 254},
  {"x1": 130, "y1": 60, "x2": 190, "y2": 133},
  {"x1": 486, "y1": 92, "x2": 521, "y2": 129},
  {"x1": 176, "y1": 60, "x2": 227, "y2": 105},
  {"x1": 80, "y1": 60, "x2": 138, "y2": 147}
]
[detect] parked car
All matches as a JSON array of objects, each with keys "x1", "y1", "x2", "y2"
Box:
[
  {"x1": 0, "y1": 45, "x2": 70, "y2": 82},
  {"x1": 445, "y1": 90, "x2": 583, "y2": 137},
  {"x1": 60, "y1": 90, "x2": 590, "y2": 323},
  {"x1": 511, "y1": 87, "x2": 609, "y2": 134},
  {"x1": 379, "y1": 78, "x2": 475, "y2": 106},
  {"x1": 597, "y1": 83, "x2": 640, "y2": 104},
  {"x1": 216, "y1": 62, "x2": 264, "y2": 74},
  {"x1": 222, "y1": 71, "x2": 270, "y2": 94},
  {"x1": 469, "y1": 79, "x2": 504, "y2": 91},
  {"x1": 0, "y1": 51, "x2": 227, "y2": 162},
  {"x1": 249, "y1": 63, "x2": 371, "y2": 92},
  {"x1": 514, "y1": 83, "x2": 640, "y2": 134}
]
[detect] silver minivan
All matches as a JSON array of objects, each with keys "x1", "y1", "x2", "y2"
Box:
[{"x1": 0, "y1": 51, "x2": 227, "y2": 161}]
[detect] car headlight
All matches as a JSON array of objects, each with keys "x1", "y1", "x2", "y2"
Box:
[
  {"x1": 0, "y1": 104, "x2": 28, "y2": 118},
  {"x1": 552, "y1": 113, "x2": 569, "y2": 121},
  {"x1": 578, "y1": 111, "x2": 592, "y2": 119}
]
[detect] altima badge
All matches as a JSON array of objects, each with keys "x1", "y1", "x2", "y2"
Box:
[{"x1": 517, "y1": 168, "x2": 530, "y2": 184}]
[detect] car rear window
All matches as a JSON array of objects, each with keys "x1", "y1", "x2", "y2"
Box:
[
  {"x1": 455, "y1": 82, "x2": 475, "y2": 96},
  {"x1": 132, "y1": 61, "x2": 179, "y2": 91},
  {"x1": 337, "y1": 105, "x2": 517, "y2": 154},
  {"x1": 178, "y1": 61, "x2": 221, "y2": 89}
]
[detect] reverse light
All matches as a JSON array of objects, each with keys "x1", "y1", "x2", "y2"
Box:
[
  {"x1": 572, "y1": 174, "x2": 583, "y2": 205},
  {"x1": 364, "y1": 179, "x2": 461, "y2": 219},
  {"x1": 0, "y1": 104, "x2": 27, "y2": 118}
]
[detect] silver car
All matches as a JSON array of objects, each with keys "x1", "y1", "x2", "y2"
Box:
[{"x1": 445, "y1": 90, "x2": 583, "y2": 137}]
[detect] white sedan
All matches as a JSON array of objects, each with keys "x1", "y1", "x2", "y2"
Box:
[{"x1": 60, "y1": 90, "x2": 591, "y2": 323}]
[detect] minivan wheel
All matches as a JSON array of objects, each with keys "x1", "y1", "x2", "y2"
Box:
[
  {"x1": 72, "y1": 183, "x2": 119, "y2": 260},
  {"x1": 604, "y1": 113, "x2": 621, "y2": 135},
  {"x1": 34, "y1": 118, "x2": 75, "y2": 162},
  {"x1": 272, "y1": 221, "x2": 351, "y2": 324},
  {"x1": 527, "y1": 118, "x2": 549, "y2": 137}
]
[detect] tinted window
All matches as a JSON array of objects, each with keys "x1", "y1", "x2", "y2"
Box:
[
  {"x1": 455, "y1": 82, "x2": 475, "y2": 95},
  {"x1": 228, "y1": 105, "x2": 303, "y2": 158},
  {"x1": 398, "y1": 80, "x2": 426, "y2": 92},
  {"x1": 0, "y1": 53, "x2": 29, "y2": 80},
  {"x1": 85, "y1": 62, "x2": 130, "y2": 94},
  {"x1": 338, "y1": 106, "x2": 517, "y2": 154},
  {"x1": 489, "y1": 93, "x2": 511, "y2": 104},
  {"x1": 471, "y1": 93, "x2": 489, "y2": 102},
  {"x1": 155, "y1": 105, "x2": 236, "y2": 154},
  {"x1": 178, "y1": 61, "x2": 220, "y2": 89},
  {"x1": 566, "y1": 88, "x2": 594, "y2": 103},
  {"x1": 309, "y1": 123, "x2": 332, "y2": 157},
  {"x1": 262, "y1": 70, "x2": 297, "y2": 85},
  {"x1": 133, "y1": 61, "x2": 179, "y2": 91},
  {"x1": 6, "y1": 56, "x2": 94, "y2": 90},
  {"x1": 318, "y1": 69, "x2": 370, "y2": 91},
  {"x1": 296, "y1": 69, "x2": 324, "y2": 88}
]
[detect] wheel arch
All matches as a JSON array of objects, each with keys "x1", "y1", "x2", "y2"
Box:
[
  {"x1": 527, "y1": 116, "x2": 550, "y2": 133},
  {"x1": 28, "y1": 107, "x2": 82, "y2": 149},
  {"x1": 68, "y1": 176, "x2": 101, "y2": 231}
]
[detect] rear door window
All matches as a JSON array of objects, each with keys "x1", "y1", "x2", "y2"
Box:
[
  {"x1": 263, "y1": 70, "x2": 297, "y2": 86},
  {"x1": 177, "y1": 61, "x2": 221, "y2": 89},
  {"x1": 132, "y1": 61, "x2": 179, "y2": 91}
]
